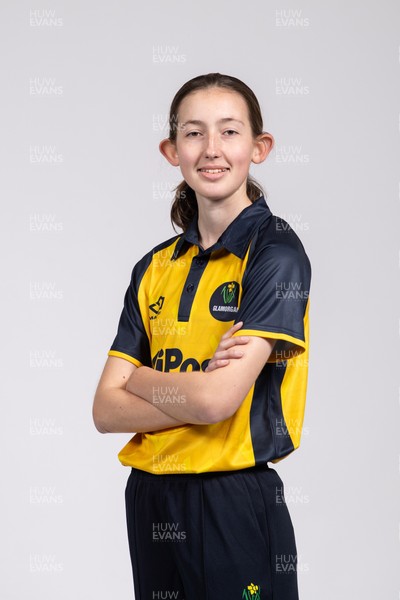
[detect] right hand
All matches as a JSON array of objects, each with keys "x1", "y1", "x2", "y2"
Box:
[{"x1": 205, "y1": 321, "x2": 250, "y2": 373}]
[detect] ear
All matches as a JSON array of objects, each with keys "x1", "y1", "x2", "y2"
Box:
[
  {"x1": 251, "y1": 132, "x2": 275, "y2": 165},
  {"x1": 159, "y1": 138, "x2": 180, "y2": 167}
]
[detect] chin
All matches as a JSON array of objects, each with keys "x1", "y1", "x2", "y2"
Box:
[{"x1": 196, "y1": 190, "x2": 236, "y2": 202}]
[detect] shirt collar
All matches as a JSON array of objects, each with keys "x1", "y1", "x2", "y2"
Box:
[{"x1": 171, "y1": 195, "x2": 272, "y2": 260}]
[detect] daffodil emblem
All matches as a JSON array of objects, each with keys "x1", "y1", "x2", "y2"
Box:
[
  {"x1": 242, "y1": 582, "x2": 261, "y2": 599},
  {"x1": 221, "y1": 282, "x2": 236, "y2": 304}
]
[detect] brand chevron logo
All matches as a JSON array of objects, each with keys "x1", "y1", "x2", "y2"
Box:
[{"x1": 149, "y1": 295, "x2": 165, "y2": 320}]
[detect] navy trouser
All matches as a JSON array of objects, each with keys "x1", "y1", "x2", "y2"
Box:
[{"x1": 125, "y1": 463, "x2": 299, "y2": 599}]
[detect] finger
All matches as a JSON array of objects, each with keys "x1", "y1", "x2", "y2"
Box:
[
  {"x1": 205, "y1": 359, "x2": 230, "y2": 372},
  {"x1": 213, "y1": 348, "x2": 244, "y2": 361},
  {"x1": 220, "y1": 321, "x2": 243, "y2": 340},
  {"x1": 217, "y1": 336, "x2": 250, "y2": 351}
]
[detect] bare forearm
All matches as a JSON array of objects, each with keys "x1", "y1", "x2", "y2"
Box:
[
  {"x1": 126, "y1": 366, "x2": 215, "y2": 423},
  {"x1": 127, "y1": 337, "x2": 276, "y2": 424},
  {"x1": 93, "y1": 386, "x2": 186, "y2": 433}
]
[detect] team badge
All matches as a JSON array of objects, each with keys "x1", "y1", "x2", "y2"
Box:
[
  {"x1": 209, "y1": 281, "x2": 240, "y2": 321},
  {"x1": 242, "y1": 582, "x2": 261, "y2": 599}
]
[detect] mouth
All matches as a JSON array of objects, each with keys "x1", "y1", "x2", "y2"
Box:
[
  {"x1": 197, "y1": 168, "x2": 230, "y2": 173},
  {"x1": 197, "y1": 167, "x2": 230, "y2": 181}
]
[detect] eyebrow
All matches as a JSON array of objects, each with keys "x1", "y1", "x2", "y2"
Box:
[{"x1": 180, "y1": 117, "x2": 245, "y2": 128}]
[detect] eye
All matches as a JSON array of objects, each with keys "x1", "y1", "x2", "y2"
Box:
[
  {"x1": 186, "y1": 131, "x2": 201, "y2": 137},
  {"x1": 224, "y1": 129, "x2": 238, "y2": 136}
]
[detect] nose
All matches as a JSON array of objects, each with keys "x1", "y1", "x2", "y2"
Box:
[{"x1": 204, "y1": 131, "x2": 221, "y2": 158}]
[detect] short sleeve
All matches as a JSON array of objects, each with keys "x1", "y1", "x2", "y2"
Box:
[
  {"x1": 107, "y1": 261, "x2": 151, "y2": 367},
  {"x1": 233, "y1": 239, "x2": 311, "y2": 362}
]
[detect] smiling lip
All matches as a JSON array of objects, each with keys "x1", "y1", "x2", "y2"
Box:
[
  {"x1": 198, "y1": 168, "x2": 229, "y2": 180},
  {"x1": 198, "y1": 167, "x2": 229, "y2": 173},
  {"x1": 197, "y1": 168, "x2": 230, "y2": 180}
]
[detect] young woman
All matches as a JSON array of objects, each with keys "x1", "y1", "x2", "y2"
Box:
[{"x1": 93, "y1": 72, "x2": 311, "y2": 600}]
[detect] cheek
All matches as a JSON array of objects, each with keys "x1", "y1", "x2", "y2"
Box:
[
  {"x1": 175, "y1": 144, "x2": 196, "y2": 169},
  {"x1": 230, "y1": 147, "x2": 252, "y2": 169}
]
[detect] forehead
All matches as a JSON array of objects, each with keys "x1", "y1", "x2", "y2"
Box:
[{"x1": 177, "y1": 87, "x2": 250, "y2": 124}]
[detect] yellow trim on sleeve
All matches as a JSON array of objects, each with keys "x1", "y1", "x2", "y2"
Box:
[
  {"x1": 232, "y1": 329, "x2": 306, "y2": 349},
  {"x1": 107, "y1": 350, "x2": 143, "y2": 368},
  {"x1": 232, "y1": 329, "x2": 306, "y2": 363}
]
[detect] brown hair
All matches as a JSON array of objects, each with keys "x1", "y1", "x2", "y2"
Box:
[{"x1": 167, "y1": 73, "x2": 267, "y2": 232}]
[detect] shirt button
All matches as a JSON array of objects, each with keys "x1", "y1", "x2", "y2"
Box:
[
  {"x1": 196, "y1": 258, "x2": 204, "y2": 266},
  {"x1": 186, "y1": 283, "x2": 194, "y2": 293}
]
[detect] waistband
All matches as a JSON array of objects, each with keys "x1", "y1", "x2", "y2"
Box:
[{"x1": 129, "y1": 462, "x2": 276, "y2": 481}]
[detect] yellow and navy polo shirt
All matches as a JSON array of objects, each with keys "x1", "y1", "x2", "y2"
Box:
[{"x1": 108, "y1": 195, "x2": 311, "y2": 474}]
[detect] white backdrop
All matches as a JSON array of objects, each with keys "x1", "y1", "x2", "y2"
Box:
[{"x1": 1, "y1": 1, "x2": 399, "y2": 598}]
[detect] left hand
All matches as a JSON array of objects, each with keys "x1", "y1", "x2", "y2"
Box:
[{"x1": 205, "y1": 321, "x2": 250, "y2": 373}]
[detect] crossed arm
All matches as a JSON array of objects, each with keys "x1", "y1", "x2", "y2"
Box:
[{"x1": 93, "y1": 322, "x2": 275, "y2": 433}]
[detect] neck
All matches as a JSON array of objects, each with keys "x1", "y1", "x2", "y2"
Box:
[{"x1": 196, "y1": 189, "x2": 253, "y2": 250}]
